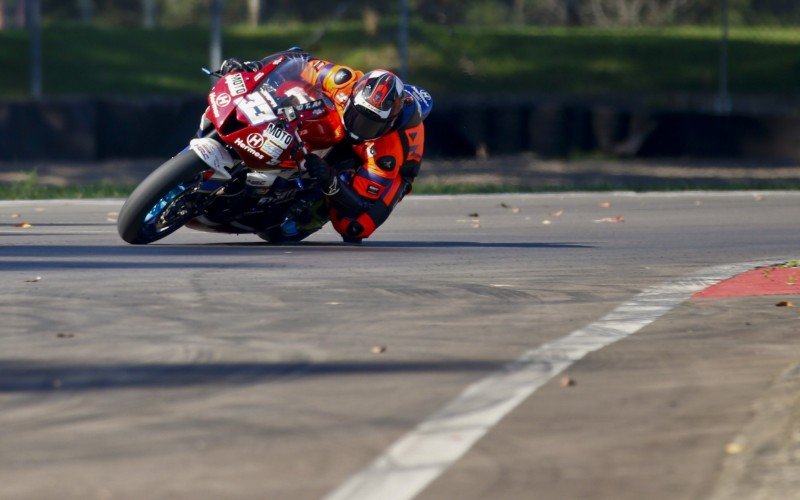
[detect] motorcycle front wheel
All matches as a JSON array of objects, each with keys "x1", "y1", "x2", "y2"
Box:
[{"x1": 117, "y1": 149, "x2": 209, "y2": 244}]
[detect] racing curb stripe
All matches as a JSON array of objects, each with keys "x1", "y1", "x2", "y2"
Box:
[
  {"x1": 323, "y1": 260, "x2": 777, "y2": 500},
  {"x1": 693, "y1": 266, "x2": 800, "y2": 298}
]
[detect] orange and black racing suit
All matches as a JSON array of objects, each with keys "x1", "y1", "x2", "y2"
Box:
[{"x1": 288, "y1": 53, "x2": 429, "y2": 241}]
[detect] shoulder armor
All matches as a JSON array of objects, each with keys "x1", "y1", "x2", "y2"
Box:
[{"x1": 404, "y1": 84, "x2": 432, "y2": 120}]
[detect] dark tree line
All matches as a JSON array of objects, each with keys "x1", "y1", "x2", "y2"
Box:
[{"x1": 1, "y1": 0, "x2": 798, "y2": 29}]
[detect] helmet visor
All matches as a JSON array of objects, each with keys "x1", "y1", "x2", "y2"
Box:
[{"x1": 343, "y1": 102, "x2": 393, "y2": 141}]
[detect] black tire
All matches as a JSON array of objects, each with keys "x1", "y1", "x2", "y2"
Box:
[{"x1": 117, "y1": 150, "x2": 208, "y2": 244}]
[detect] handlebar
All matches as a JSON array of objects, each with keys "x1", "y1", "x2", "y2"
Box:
[{"x1": 201, "y1": 67, "x2": 223, "y2": 78}]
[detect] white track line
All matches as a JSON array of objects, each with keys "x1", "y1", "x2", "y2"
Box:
[{"x1": 324, "y1": 259, "x2": 779, "y2": 500}]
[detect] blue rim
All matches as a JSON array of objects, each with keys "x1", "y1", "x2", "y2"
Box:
[{"x1": 144, "y1": 184, "x2": 188, "y2": 225}]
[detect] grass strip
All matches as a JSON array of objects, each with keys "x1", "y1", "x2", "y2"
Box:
[
  {"x1": 2, "y1": 180, "x2": 799, "y2": 200},
  {"x1": 1, "y1": 23, "x2": 799, "y2": 97}
]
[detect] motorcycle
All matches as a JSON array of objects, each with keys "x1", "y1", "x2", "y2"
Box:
[{"x1": 117, "y1": 53, "x2": 345, "y2": 245}]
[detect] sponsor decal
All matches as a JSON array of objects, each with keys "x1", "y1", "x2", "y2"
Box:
[
  {"x1": 367, "y1": 184, "x2": 381, "y2": 195},
  {"x1": 377, "y1": 156, "x2": 396, "y2": 171},
  {"x1": 189, "y1": 138, "x2": 234, "y2": 179},
  {"x1": 215, "y1": 93, "x2": 231, "y2": 107},
  {"x1": 367, "y1": 145, "x2": 377, "y2": 157},
  {"x1": 412, "y1": 87, "x2": 432, "y2": 105},
  {"x1": 254, "y1": 72, "x2": 265, "y2": 82},
  {"x1": 265, "y1": 123, "x2": 292, "y2": 148},
  {"x1": 336, "y1": 92, "x2": 349, "y2": 104},
  {"x1": 226, "y1": 73, "x2": 247, "y2": 96},
  {"x1": 272, "y1": 56, "x2": 285, "y2": 66},
  {"x1": 259, "y1": 123, "x2": 293, "y2": 159},
  {"x1": 234, "y1": 137, "x2": 265, "y2": 160},
  {"x1": 209, "y1": 92, "x2": 220, "y2": 117},
  {"x1": 294, "y1": 99, "x2": 325, "y2": 111},
  {"x1": 246, "y1": 133, "x2": 265, "y2": 149}
]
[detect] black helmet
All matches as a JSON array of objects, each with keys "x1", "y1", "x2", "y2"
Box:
[{"x1": 343, "y1": 70, "x2": 405, "y2": 141}]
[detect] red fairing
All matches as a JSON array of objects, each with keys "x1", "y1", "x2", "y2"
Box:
[{"x1": 205, "y1": 57, "x2": 343, "y2": 170}]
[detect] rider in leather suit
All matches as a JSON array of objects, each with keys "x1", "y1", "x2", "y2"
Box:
[{"x1": 219, "y1": 49, "x2": 433, "y2": 243}]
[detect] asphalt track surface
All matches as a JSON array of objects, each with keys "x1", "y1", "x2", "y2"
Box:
[{"x1": 2, "y1": 192, "x2": 800, "y2": 500}]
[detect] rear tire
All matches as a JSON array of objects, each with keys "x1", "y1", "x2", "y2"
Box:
[{"x1": 117, "y1": 150, "x2": 208, "y2": 244}]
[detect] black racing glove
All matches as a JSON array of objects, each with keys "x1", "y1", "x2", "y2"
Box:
[
  {"x1": 304, "y1": 153, "x2": 334, "y2": 185},
  {"x1": 219, "y1": 57, "x2": 262, "y2": 75}
]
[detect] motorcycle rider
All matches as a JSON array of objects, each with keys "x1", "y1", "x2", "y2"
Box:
[{"x1": 218, "y1": 49, "x2": 432, "y2": 243}]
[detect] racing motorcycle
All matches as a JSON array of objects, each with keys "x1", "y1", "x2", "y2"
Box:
[{"x1": 118, "y1": 54, "x2": 346, "y2": 244}]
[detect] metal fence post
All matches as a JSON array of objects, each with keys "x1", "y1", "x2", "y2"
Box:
[
  {"x1": 210, "y1": 0, "x2": 223, "y2": 75},
  {"x1": 716, "y1": 0, "x2": 732, "y2": 114},
  {"x1": 27, "y1": 0, "x2": 41, "y2": 99},
  {"x1": 398, "y1": 0, "x2": 409, "y2": 81}
]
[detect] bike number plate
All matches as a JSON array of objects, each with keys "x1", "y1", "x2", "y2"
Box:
[{"x1": 237, "y1": 93, "x2": 277, "y2": 126}]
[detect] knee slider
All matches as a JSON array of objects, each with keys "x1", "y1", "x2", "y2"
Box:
[{"x1": 346, "y1": 221, "x2": 364, "y2": 237}]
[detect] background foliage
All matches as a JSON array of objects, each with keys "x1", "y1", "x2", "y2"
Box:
[{"x1": 0, "y1": 0, "x2": 798, "y2": 27}]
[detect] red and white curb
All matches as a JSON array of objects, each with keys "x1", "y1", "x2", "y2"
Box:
[
  {"x1": 324, "y1": 260, "x2": 784, "y2": 500},
  {"x1": 694, "y1": 266, "x2": 800, "y2": 298}
]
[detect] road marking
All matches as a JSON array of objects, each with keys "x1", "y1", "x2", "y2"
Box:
[{"x1": 324, "y1": 260, "x2": 779, "y2": 500}]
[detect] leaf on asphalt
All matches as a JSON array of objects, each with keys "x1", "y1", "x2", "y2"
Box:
[
  {"x1": 500, "y1": 203, "x2": 520, "y2": 213},
  {"x1": 560, "y1": 376, "x2": 576, "y2": 387},
  {"x1": 776, "y1": 301, "x2": 795, "y2": 307},
  {"x1": 593, "y1": 216, "x2": 625, "y2": 223},
  {"x1": 549, "y1": 210, "x2": 563, "y2": 217},
  {"x1": 598, "y1": 201, "x2": 611, "y2": 208},
  {"x1": 25, "y1": 276, "x2": 42, "y2": 283},
  {"x1": 34, "y1": 207, "x2": 46, "y2": 213},
  {"x1": 468, "y1": 212, "x2": 479, "y2": 218},
  {"x1": 725, "y1": 443, "x2": 744, "y2": 455},
  {"x1": 10, "y1": 213, "x2": 20, "y2": 218},
  {"x1": 106, "y1": 211, "x2": 119, "y2": 222},
  {"x1": 371, "y1": 345, "x2": 386, "y2": 354},
  {"x1": 56, "y1": 333, "x2": 75, "y2": 339},
  {"x1": 753, "y1": 194, "x2": 765, "y2": 201},
  {"x1": 456, "y1": 218, "x2": 482, "y2": 227},
  {"x1": 542, "y1": 220, "x2": 552, "y2": 225},
  {"x1": 14, "y1": 222, "x2": 32, "y2": 228}
]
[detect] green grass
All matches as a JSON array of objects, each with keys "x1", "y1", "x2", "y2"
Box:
[
  {"x1": 1, "y1": 22, "x2": 799, "y2": 97},
  {"x1": 0, "y1": 171, "x2": 132, "y2": 199},
  {"x1": 2, "y1": 178, "x2": 799, "y2": 200}
]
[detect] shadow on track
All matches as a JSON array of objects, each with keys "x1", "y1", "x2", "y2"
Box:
[
  {"x1": 0, "y1": 359, "x2": 503, "y2": 392},
  {"x1": 204, "y1": 241, "x2": 596, "y2": 249},
  {"x1": 0, "y1": 241, "x2": 594, "y2": 270}
]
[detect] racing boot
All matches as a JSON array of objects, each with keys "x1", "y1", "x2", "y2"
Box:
[{"x1": 279, "y1": 191, "x2": 329, "y2": 240}]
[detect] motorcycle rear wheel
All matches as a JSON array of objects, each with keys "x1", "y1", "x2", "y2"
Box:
[{"x1": 117, "y1": 150, "x2": 209, "y2": 244}]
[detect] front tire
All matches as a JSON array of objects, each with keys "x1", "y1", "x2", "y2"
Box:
[{"x1": 117, "y1": 150, "x2": 208, "y2": 244}]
